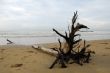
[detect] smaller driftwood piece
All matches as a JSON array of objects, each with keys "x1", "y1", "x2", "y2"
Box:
[
  {"x1": 32, "y1": 45, "x2": 58, "y2": 56},
  {"x1": 7, "y1": 39, "x2": 14, "y2": 44}
]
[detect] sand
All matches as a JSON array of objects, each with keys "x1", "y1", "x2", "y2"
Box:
[{"x1": 0, "y1": 39, "x2": 110, "y2": 73}]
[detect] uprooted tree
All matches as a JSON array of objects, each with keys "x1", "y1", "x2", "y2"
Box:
[{"x1": 49, "y1": 11, "x2": 95, "y2": 69}]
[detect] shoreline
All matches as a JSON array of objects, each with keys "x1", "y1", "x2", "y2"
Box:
[
  {"x1": 0, "y1": 39, "x2": 110, "y2": 73},
  {"x1": 0, "y1": 39, "x2": 110, "y2": 46}
]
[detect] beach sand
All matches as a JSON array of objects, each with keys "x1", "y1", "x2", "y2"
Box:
[{"x1": 0, "y1": 39, "x2": 110, "y2": 73}]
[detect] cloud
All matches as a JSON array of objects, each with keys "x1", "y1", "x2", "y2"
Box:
[{"x1": 0, "y1": 0, "x2": 110, "y2": 31}]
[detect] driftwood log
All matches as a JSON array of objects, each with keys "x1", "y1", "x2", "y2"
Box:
[
  {"x1": 49, "y1": 11, "x2": 95, "y2": 69},
  {"x1": 32, "y1": 45, "x2": 58, "y2": 56},
  {"x1": 32, "y1": 11, "x2": 95, "y2": 69}
]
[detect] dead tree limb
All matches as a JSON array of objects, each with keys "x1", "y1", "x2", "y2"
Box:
[{"x1": 49, "y1": 11, "x2": 94, "y2": 69}]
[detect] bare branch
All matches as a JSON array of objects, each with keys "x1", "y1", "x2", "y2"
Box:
[
  {"x1": 58, "y1": 39, "x2": 63, "y2": 53},
  {"x1": 71, "y1": 11, "x2": 78, "y2": 30},
  {"x1": 53, "y1": 28, "x2": 66, "y2": 39},
  {"x1": 58, "y1": 39, "x2": 61, "y2": 49},
  {"x1": 68, "y1": 25, "x2": 70, "y2": 34},
  {"x1": 71, "y1": 34, "x2": 81, "y2": 39},
  {"x1": 65, "y1": 31, "x2": 68, "y2": 37},
  {"x1": 73, "y1": 23, "x2": 89, "y2": 34},
  {"x1": 72, "y1": 39, "x2": 82, "y2": 45}
]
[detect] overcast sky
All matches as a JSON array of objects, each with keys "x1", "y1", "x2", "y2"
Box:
[{"x1": 0, "y1": 0, "x2": 110, "y2": 32}]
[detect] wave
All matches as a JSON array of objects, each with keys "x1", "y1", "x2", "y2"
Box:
[{"x1": 0, "y1": 31, "x2": 110, "y2": 45}]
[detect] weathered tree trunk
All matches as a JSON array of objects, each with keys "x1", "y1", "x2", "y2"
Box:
[
  {"x1": 49, "y1": 11, "x2": 94, "y2": 69},
  {"x1": 53, "y1": 11, "x2": 89, "y2": 55}
]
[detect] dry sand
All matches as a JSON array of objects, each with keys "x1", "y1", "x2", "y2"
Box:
[{"x1": 0, "y1": 39, "x2": 110, "y2": 73}]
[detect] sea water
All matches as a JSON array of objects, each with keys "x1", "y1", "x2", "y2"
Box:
[{"x1": 0, "y1": 31, "x2": 110, "y2": 45}]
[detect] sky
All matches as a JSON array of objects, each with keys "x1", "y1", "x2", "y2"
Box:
[{"x1": 0, "y1": 0, "x2": 110, "y2": 32}]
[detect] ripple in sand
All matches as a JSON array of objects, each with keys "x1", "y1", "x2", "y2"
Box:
[{"x1": 102, "y1": 54, "x2": 108, "y2": 56}]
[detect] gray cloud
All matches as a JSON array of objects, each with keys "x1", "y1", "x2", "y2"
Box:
[{"x1": 0, "y1": 0, "x2": 110, "y2": 31}]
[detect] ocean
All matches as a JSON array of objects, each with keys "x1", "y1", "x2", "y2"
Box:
[{"x1": 0, "y1": 31, "x2": 110, "y2": 45}]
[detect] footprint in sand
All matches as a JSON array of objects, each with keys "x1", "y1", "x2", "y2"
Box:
[
  {"x1": 102, "y1": 54, "x2": 108, "y2": 56},
  {"x1": 11, "y1": 64, "x2": 23, "y2": 68},
  {"x1": 0, "y1": 57, "x2": 4, "y2": 60},
  {"x1": 0, "y1": 57, "x2": 4, "y2": 62},
  {"x1": 27, "y1": 51, "x2": 34, "y2": 53},
  {"x1": 105, "y1": 47, "x2": 110, "y2": 49},
  {"x1": 21, "y1": 55, "x2": 29, "y2": 60},
  {"x1": 26, "y1": 50, "x2": 37, "y2": 54},
  {"x1": 100, "y1": 42, "x2": 108, "y2": 44},
  {"x1": 0, "y1": 49, "x2": 5, "y2": 53}
]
